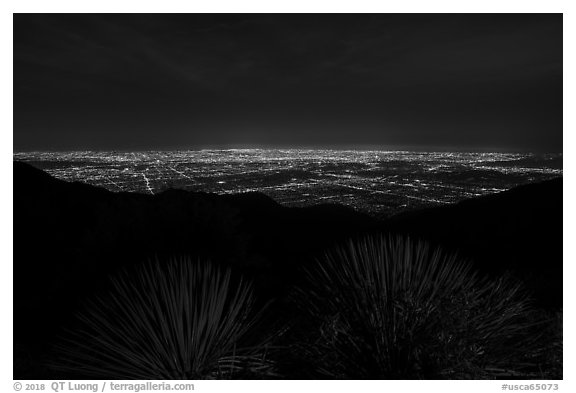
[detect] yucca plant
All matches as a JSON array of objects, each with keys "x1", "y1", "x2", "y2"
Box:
[
  {"x1": 294, "y1": 235, "x2": 544, "y2": 379},
  {"x1": 55, "y1": 257, "x2": 275, "y2": 379}
]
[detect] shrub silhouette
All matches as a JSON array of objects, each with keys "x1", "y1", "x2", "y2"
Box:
[
  {"x1": 55, "y1": 257, "x2": 274, "y2": 379},
  {"x1": 295, "y1": 235, "x2": 544, "y2": 379}
]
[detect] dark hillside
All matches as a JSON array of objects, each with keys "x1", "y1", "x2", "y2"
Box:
[
  {"x1": 386, "y1": 178, "x2": 563, "y2": 308},
  {"x1": 13, "y1": 162, "x2": 562, "y2": 378}
]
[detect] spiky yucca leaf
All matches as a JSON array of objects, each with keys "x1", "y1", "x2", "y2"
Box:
[
  {"x1": 55, "y1": 257, "x2": 274, "y2": 379},
  {"x1": 296, "y1": 235, "x2": 541, "y2": 379}
]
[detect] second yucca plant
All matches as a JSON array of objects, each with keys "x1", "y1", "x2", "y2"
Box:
[{"x1": 296, "y1": 235, "x2": 542, "y2": 379}]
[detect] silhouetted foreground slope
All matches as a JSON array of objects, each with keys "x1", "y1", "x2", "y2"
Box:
[
  {"x1": 387, "y1": 178, "x2": 563, "y2": 309},
  {"x1": 13, "y1": 162, "x2": 562, "y2": 378}
]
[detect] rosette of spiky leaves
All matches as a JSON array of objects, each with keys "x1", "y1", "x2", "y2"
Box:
[
  {"x1": 55, "y1": 257, "x2": 275, "y2": 379},
  {"x1": 295, "y1": 235, "x2": 542, "y2": 379}
]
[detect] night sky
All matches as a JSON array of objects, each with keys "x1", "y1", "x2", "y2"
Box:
[{"x1": 13, "y1": 14, "x2": 562, "y2": 152}]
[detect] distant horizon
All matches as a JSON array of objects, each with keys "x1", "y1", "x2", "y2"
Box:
[
  {"x1": 12, "y1": 145, "x2": 564, "y2": 155},
  {"x1": 14, "y1": 147, "x2": 562, "y2": 213}
]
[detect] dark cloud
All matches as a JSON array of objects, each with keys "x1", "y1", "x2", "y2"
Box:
[{"x1": 14, "y1": 14, "x2": 562, "y2": 152}]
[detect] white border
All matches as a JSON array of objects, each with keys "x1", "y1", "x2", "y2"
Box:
[{"x1": 4, "y1": 1, "x2": 572, "y2": 392}]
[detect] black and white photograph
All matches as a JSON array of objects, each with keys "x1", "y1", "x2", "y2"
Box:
[{"x1": 10, "y1": 6, "x2": 566, "y2": 386}]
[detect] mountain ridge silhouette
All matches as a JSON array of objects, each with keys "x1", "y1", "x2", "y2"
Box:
[{"x1": 13, "y1": 161, "x2": 562, "y2": 378}]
